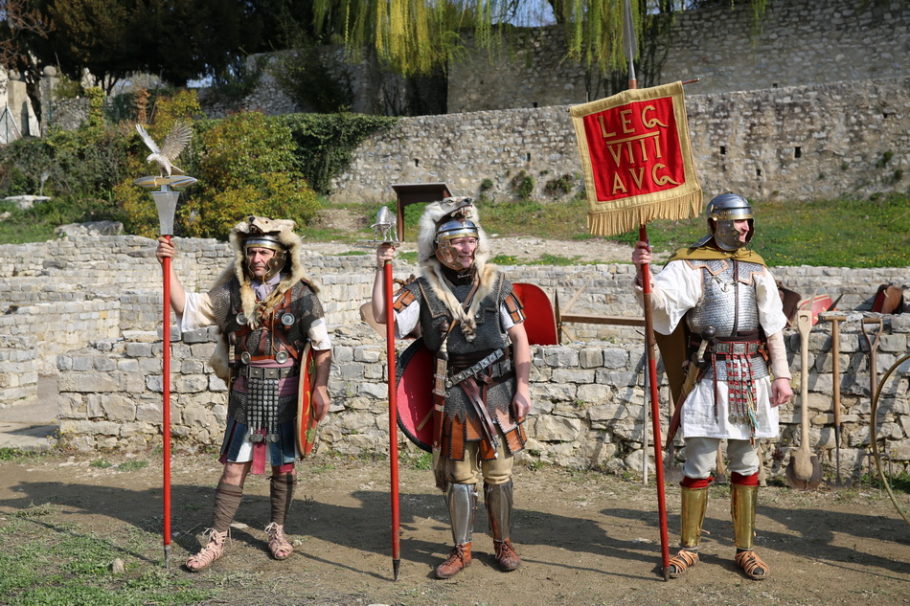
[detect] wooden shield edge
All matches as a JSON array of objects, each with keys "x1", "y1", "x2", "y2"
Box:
[
  {"x1": 513, "y1": 282, "x2": 559, "y2": 346},
  {"x1": 296, "y1": 343, "x2": 318, "y2": 457},
  {"x1": 396, "y1": 338, "x2": 434, "y2": 453}
]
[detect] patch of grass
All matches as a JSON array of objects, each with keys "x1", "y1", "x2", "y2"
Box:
[
  {"x1": 0, "y1": 448, "x2": 45, "y2": 462},
  {"x1": 116, "y1": 460, "x2": 149, "y2": 472},
  {"x1": 337, "y1": 250, "x2": 367, "y2": 256},
  {"x1": 610, "y1": 194, "x2": 910, "y2": 267},
  {"x1": 90, "y1": 458, "x2": 113, "y2": 468},
  {"x1": 409, "y1": 451, "x2": 433, "y2": 470},
  {"x1": 0, "y1": 519, "x2": 214, "y2": 605}
]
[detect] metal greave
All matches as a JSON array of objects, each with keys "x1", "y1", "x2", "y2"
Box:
[
  {"x1": 680, "y1": 485, "x2": 709, "y2": 549},
  {"x1": 484, "y1": 480, "x2": 513, "y2": 541},
  {"x1": 731, "y1": 483, "x2": 758, "y2": 550},
  {"x1": 446, "y1": 483, "x2": 477, "y2": 545}
]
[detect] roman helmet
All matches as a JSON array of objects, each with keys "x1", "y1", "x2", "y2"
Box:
[
  {"x1": 417, "y1": 197, "x2": 491, "y2": 271},
  {"x1": 231, "y1": 216, "x2": 298, "y2": 281},
  {"x1": 705, "y1": 193, "x2": 754, "y2": 251}
]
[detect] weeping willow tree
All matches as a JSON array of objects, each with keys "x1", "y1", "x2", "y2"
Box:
[{"x1": 312, "y1": 0, "x2": 768, "y2": 80}]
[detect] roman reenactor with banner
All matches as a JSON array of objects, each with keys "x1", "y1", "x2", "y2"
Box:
[
  {"x1": 631, "y1": 193, "x2": 793, "y2": 580},
  {"x1": 371, "y1": 197, "x2": 531, "y2": 579},
  {"x1": 155, "y1": 215, "x2": 332, "y2": 571}
]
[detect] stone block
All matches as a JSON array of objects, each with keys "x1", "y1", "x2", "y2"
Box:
[
  {"x1": 602, "y1": 348, "x2": 630, "y2": 369},
  {"x1": 541, "y1": 347, "x2": 579, "y2": 368},
  {"x1": 531, "y1": 415, "x2": 582, "y2": 442},
  {"x1": 93, "y1": 357, "x2": 116, "y2": 372},
  {"x1": 100, "y1": 394, "x2": 136, "y2": 422},
  {"x1": 534, "y1": 382, "x2": 576, "y2": 402},
  {"x1": 575, "y1": 383, "x2": 611, "y2": 404},
  {"x1": 352, "y1": 380, "x2": 384, "y2": 399},
  {"x1": 176, "y1": 375, "x2": 208, "y2": 393},
  {"x1": 551, "y1": 368, "x2": 596, "y2": 384},
  {"x1": 354, "y1": 347, "x2": 381, "y2": 363},
  {"x1": 117, "y1": 359, "x2": 140, "y2": 372},
  {"x1": 578, "y1": 348, "x2": 603, "y2": 368},
  {"x1": 181, "y1": 359, "x2": 205, "y2": 375},
  {"x1": 58, "y1": 372, "x2": 119, "y2": 393},
  {"x1": 126, "y1": 342, "x2": 154, "y2": 358}
]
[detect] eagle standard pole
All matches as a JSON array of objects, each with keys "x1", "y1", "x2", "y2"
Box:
[
  {"x1": 384, "y1": 258, "x2": 401, "y2": 580},
  {"x1": 161, "y1": 234, "x2": 173, "y2": 566}
]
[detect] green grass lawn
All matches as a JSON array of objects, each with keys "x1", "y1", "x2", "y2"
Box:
[{"x1": 2, "y1": 194, "x2": 908, "y2": 268}]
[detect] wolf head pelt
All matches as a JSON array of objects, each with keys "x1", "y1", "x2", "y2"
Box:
[
  {"x1": 417, "y1": 197, "x2": 496, "y2": 342},
  {"x1": 207, "y1": 216, "x2": 319, "y2": 382}
]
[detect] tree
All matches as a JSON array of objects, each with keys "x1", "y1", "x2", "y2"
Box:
[
  {"x1": 311, "y1": 0, "x2": 769, "y2": 78},
  {"x1": 42, "y1": 0, "x2": 261, "y2": 91},
  {"x1": 0, "y1": 0, "x2": 53, "y2": 124}
]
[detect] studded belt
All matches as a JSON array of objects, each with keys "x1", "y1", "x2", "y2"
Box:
[
  {"x1": 237, "y1": 365, "x2": 299, "y2": 380},
  {"x1": 710, "y1": 341, "x2": 761, "y2": 356}
]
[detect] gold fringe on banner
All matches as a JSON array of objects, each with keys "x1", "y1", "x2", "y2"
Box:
[{"x1": 570, "y1": 81, "x2": 702, "y2": 237}]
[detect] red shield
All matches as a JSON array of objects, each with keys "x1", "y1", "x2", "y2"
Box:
[
  {"x1": 296, "y1": 344, "x2": 319, "y2": 457},
  {"x1": 798, "y1": 294, "x2": 835, "y2": 326},
  {"x1": 396, "y1": 338, "x2": 435, "y2": 452},
  {"x1": 513, "y1": 282, "x2": 558, "y2": 345}
]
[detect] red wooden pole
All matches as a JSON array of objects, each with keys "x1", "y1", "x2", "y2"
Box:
[
  {"x1": 384, "y1": 259, "x2": 401, "y2": 580},
  {"x1": 639, "y1": 225, "x2": 671, "y2": 579},
  {"x1": 161, "y1": 234, "x2": 172, "y2": 566}
]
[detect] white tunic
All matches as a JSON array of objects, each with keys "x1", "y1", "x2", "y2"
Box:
[{"x1": 645, "y1": 259, "x2": 788, "y2": 440}]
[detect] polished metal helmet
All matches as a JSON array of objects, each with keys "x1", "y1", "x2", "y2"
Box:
[
  {"x1": 705, "y1": 193, "x2": 754, "y2": 251},
  {"x1": 244, "y1": 233, "x2": 288, "y2": 280},
  {"x1": 434, "y1": 217, "x2": 479, "y2": 269}
]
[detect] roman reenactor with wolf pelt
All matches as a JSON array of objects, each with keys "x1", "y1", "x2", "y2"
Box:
[
  {"x1": 632, "y1": 193, "x2": 793, "y2": 580},
  {"x1": 156, "y1": 216, "x2": 332, "y2": 571},
  {"x1": 371, "y1": 197, "x2": 532, "y2": 579}
]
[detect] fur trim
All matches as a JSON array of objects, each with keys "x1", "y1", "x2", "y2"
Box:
[
  {"x1": 207, "y1": 216, "x2": 319, "y2": 378},
  {"x1": 420, "y1": 261, "x2": 499, "y2": 342},
  {"x1": 417, "y1": 197, "x2": 491, "y2": 271}
]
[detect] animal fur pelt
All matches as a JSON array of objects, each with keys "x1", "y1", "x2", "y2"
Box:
[
  {"x1": 417, "y1": 197, "x2": 497, "y2": 341},
  {"x1": 208, "y1": 216, "x2": 319, "y2": 381}
]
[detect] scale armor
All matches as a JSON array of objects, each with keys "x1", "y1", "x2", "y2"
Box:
[{"x1": 685, "y1": 258, "x2": 769, "y2": 382}]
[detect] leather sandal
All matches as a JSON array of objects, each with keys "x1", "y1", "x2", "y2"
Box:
[
  {"x1": 185, "y1": 528, "x2": 229, "y2": 572},
  {"x1": 735, "y1": 550, "x2": 769, "y2": 580},
  {"x1": 265, "y1": 522, "x2": 293, "y2": 560},
  {"x1": 666, "y1": 549, "x2": 699, "y2": 578}
]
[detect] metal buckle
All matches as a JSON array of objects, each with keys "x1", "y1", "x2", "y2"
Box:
[{"x1": 275, "y1": 351, "x2": 289, "y2": 363}]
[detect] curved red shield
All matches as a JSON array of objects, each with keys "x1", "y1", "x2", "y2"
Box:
[
  {"x1": 396, "y1": 338, "x2": 435, "y2": 453},
  {"x1": 513, "y1": 282, "x2": 558, "y2": 345},
  {"x1": 296, "y1": 344, "x2": 319, "y2": 457}
]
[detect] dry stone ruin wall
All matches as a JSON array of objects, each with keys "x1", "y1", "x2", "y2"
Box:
[
  {"x1": 330, "y1": 77, "x2": 910, "y2": 205},
  {"x1": 0, "y1": 237, "x2": 907, "y2": 480},
  {"x1": 448, "y1": 0, "x2": 910, "y2": 111}
]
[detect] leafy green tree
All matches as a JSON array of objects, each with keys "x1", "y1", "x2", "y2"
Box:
[
  {"x1": 180, "y1": 111, "x2": 320, "y2": 239},
  {"x1": 311, "y1": 0, "x2": 769, "y2": 80}
]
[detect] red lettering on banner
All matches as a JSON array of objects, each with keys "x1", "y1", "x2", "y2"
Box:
[{"x1": 582, "y1": 95, "x2": 685, "y2": 201}]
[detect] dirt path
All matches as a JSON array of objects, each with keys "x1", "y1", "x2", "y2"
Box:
[{"x1": 1, "y1": 451, "x2": 908, "y2": 605}]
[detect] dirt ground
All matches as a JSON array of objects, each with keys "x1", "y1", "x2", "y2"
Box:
[{"x1": 1, "y1": 450, "x2": 908, "y2": 606}]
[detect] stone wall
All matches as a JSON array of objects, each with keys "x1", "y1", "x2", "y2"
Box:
[
  {"x1": 330, "y1": 77, "x2": 910, "y2": 204},
  {"x1": 0, "y1": 235, "x2": 906, "y2": 477},
  {"x1": 53, "y1": 304, "x2": 910, "y2": 480},
  {"x1": 449, "y1": 0, "x2": 910, "y2": 112}
]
